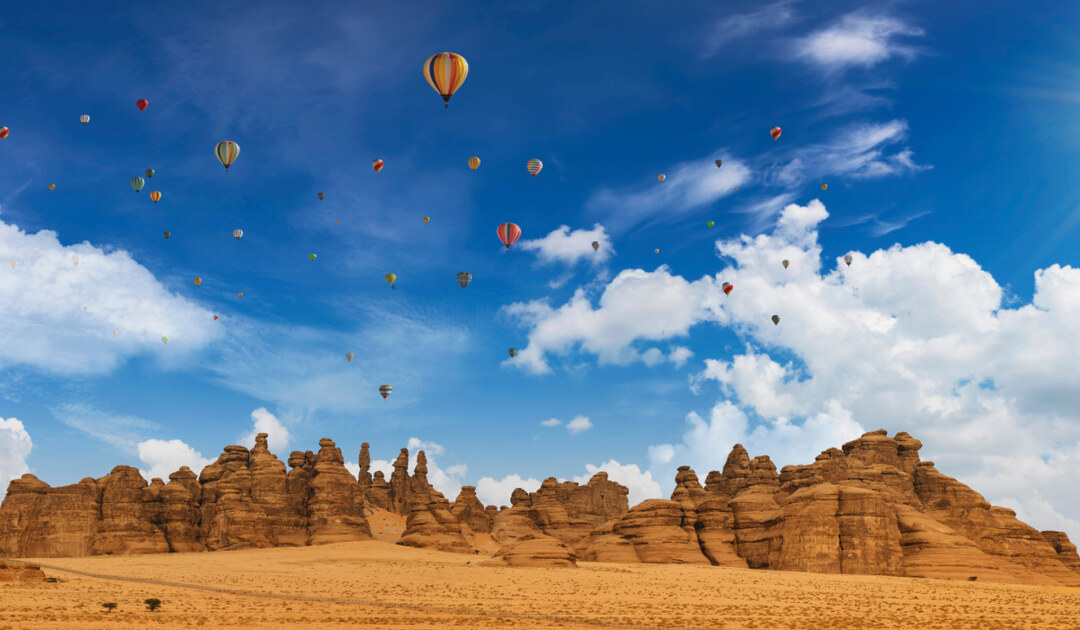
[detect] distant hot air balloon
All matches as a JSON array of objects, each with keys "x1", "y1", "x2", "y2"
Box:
[
  {"x1": 844, "y1": 254, "x2": 853, "y2": 267},
  {"x1": 592, "y1": 241, "x2": 600, "y2": 252},
  {"x1": 80, "y1": 115, "x2": 90, "y2": 125},
  {"x1": 238, "y1": 291, "x2": 244, "y2": 297},
  {"x1": 508, "y1": 348, "x2": 518, "y2": 358},
  {"x1": 49, "y1": 184, "x2": 55, "y2": 191},
  {"x1": 497, "y1": 223, "x2": 521, "y2": 250},
  {"x1": 771, "y1": 315, "x2": 780, "y2": 326},
  {"x1": 149, "y1": 191, "x2": 161, "y2": 203},
  {"x1": 346, "y1": 352, "x2": 354, "y2": 363},
  {"x1": 457, "y1": 271, "x2": 472, "y2": 289},
  {"x1": 722, "y1": 282, "x2": 733, "y2": 295},
  {"x1": 734, "y1": 187, "x2": 739, "y2": 191},
  {"x1": 526, "y1": 159, "x2": 543, "y2": 177},
  {"x1": 336, "y1": 220, "x2": 340, "y2": 224},
  {"x1": 469, "y1": 156, "x2": 481, "y2": 170},
  {"x1": 163, "y1": 231, "x2": 171, "y2": 239},
  {"x1": 233, "y1": 229, "x2": 243, "y2": 240},
  {"x1": 72, "y1": 255, "x2": 80, "y2": 266},
  {"x1": 423, "y1": 216, "x2": 430, "y2": 223},
  {"x1": 194, "y1": 277, "x2": 202, "y2": 286},
  {"x1": 136, "y1": 99, "x2": 149, "y2": 111},
  {"x1": 821, "y1": 184, "x2": 828, "y2": 191},
  {"x1": 782, "y1": 259, "x2": 789, "y2": 269},
  {"x1": 309, "y1": 253, "x2": 317, "y2": 262},
  {"x1": 715, "y1": 159, "x2": 723, "y2": 168},
  {"x1": 372, "y1": 159, "x2": 384, "y2": 173},
  {"x1": 385, "y1": 273, "x2": 396, "y2": 289},
  {"x1": 215, "y1": 141, "x2": 240, "y2": 172},
  {"x1": 8, "y1": 260, "x2": 15, "y2": 268},
  {"x1": 707, "y1": 221, "x2": 715, "y2": 228},
  {"x1": 318, "y1": 192, "x2": 325, "y2": 200},
  {"x1": 161, "y1": 336, "x2": 169, "y2": 344},
  {"x1": 145, "y1": 168, "x2": 155, "y2": 179},
  {"x1": 213, "y1": 315, "x2": 218, "y2": 320},
  {"x1": 770, "y1": 126, "x2": 782, "y2": 140},
  {"x1": 423, "y1": 52, "x2": 469, "y2": 108},
  {"x1": 0, "y1": 127, "x2": 8, "y2": 140},
  {"x1": 654, "y1": 248, "x2": 660, "y2": 254},
  {"x1": 379, "y1": 384, "x2": 392, "y2": 399},
  {"x1": 657, "y1": 174, "x2": 666, "y2": 182},
  {"x1": 131, "y1": 177, "x2": 145, "y2": 193}
]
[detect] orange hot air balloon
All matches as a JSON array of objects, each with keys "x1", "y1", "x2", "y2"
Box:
[
  {"x1": 423, "y1": 216, "x2": 430, "y2": 223},
  {"x1": 770, "y1": 126, "x2": 782, "y2": 140},
  {"x1": 722, "y1": 282, "x2": 733, "y2": 295},
  {"x1": 194, "y1": 277, "x2": 202, "y2": 286},
  {"x1": 821, "y1": 184, "x2": 828, "y2": 190},
  {"x1": 149, "y1": 191, "x2": 162, "y2": 203},
  {"x1": 468, "y1": 156, "x2": 481, "y2": 170},
  {"x1": 423, "y1": 52, "x2": 469, "y2": 108},
  {"x1": 654, "y1": 248, "x2": 660, "y2": 254},
  {"x1": 136, "y1": 99, "x2": 149, "y2": 111},
  {"x1": 49, "y1": 184, "x2": 55, "y2": 191},
  {"x1": 372, "y1": 159, "x2": 384, "y2": 172},
  {"x1": 238, "y1": 291, "x2": 244, "y2": 298}
]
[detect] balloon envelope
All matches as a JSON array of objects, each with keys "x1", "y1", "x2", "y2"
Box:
[
  {"x1": 136, "y1": 99, "x2": 149, "y2": 111},
  {"x1": 0, "y1": 127, "x2": 8, "y2": 140},
  {"x1": 497, "y1": 223, "x2": 521, "y2": 249},
  {"x1": 821, "y1": 184, "x2": 828, "y2": 190},
  {"x1": 469, "y1": 156, "x2": 481, "y2": 170},
  {"x1": 772, "y1": 315, "x2": 780, "y2": 325},
  {"x1": 782, "y1": 259, "x2": 789, "y2": 268},
  {"x1": 844, "y1": 254, "x2": 853, "y2": 266},
  {"x1": 309, "y1": 253, "x2": 317, "y2": 261},
  {"x1": 526, "y1": 159, "x2": 543, "y2": 176},
  {"x1": 715, "y1": 159, "x2": 723, "y2": 167},
  {"x1": 131, "y1": 177, "x2": 145, "y2": 193},
  {"x1": 72, "y1": 255, "x2": 80, "y2": 266},
  {"x1": 706, "y1": 221, "x2": 715, "y2": 228},
  {"x1": 161, "y1": 336, "x2": 168, "y2": 344},
  {"x1": 456, "y1": 271, "x2": 472, "y2": 289},
  {"x1": 233, "y1": 229, "x2": 243, "y2": 240},
  {"x1": 770, "y1": 126, "x2": 782, "y2": 140},
  {"x1": 372, "y1": 159, "x2": 384, "y2": 172},
  {"x1": 194, "y1": 277, "x2": 202, "y2": 286},
  {"x1": 346, "y1": 352, "x2": 354, "y2": 363},
  {"x1": 423, "y1": 216, "x2": 430, "y2": 223},
  {"x1": 379, "y1": 384, "x2": 392, "y2": 399},
  {"x1": 592, "y1": 241, "x2": 600, "y2": 251},
  {"x1": 722, "y1": 282, "x2": 733, "y2": 295},
  {"x1": 508, "y1": 348, "x2": 517, "y2": 358},
  {"x1": 49, "y1": 184, "x2": 55, "y2": 191},
  {"x1": 163, "y1": 231, "x2": 171, "y2": 239},
  {"x1": 149, "y1": 191, "x2": 161, "y2": 203},
  {"x1": 215, "y1": 141, "x2": 240, "y2": 172},
  {"x1": 145, "y1": 169, "x2": 155, "y2": 179},
  {"x1": 385, "y1": 273, "x2": 396, "y2": 286},
  {"x1": 657, "y1": 174, "x2": 666, "y2": 182},
  {"x1": 318, "y1": 192, "x2": 325, "y2": 200},
  {"x1": 654, "y1": 248, "x2": 660, "y2": 254},
  {"x1": 80, "y1": 115, "x2": 90, "y2": 125},
  {"x1": 423, "y1": 52, "x2": 469, "y2": 107}
]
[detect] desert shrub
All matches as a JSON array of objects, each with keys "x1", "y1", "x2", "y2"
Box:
[
  {"x1": 45, "y1": 577, "x2": 59, "y2": 583},
  {"x1": 144, "y1": 598, "x2": 163, "y2": 612},
  {"x1": 102, "y1": 602, "x2": 118, "y2": 613},
  {"x1": 968, "y1": 576, "x2": 978, "y2": 581}
]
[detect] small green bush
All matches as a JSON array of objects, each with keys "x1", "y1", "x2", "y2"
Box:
[{"x1": 144, "y1": 598, "x2": 163, "y2": 612}]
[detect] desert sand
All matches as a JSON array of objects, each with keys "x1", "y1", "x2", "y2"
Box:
[{"x1": 3, "y1": 540, "x2": 1080, "y2": 630}]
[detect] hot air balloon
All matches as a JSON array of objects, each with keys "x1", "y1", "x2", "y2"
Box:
[
  {"x1": 457, "y1": 271, "x2": 472, "y2": 289},
  {"x1": 72, "y1": 255, "x2": 80, "y2": 266},
  {"x1": 734, "y1": 187, "x2": 739, "y2": 191},
  {"x1": 346, "y1": 352, "x2": 354, "y2": 363},
  {"x1": 131, "y1": 177, "x2": 145, "y2": 193},
  {"x1": 508, "y1": 348, "x2": 518, "y2": 358},
  {"x1": 658, "y1": 174, "x2": 666, "y2": 182},
  {"x1": 423, "y1": 52, "x2": 469, "y2": 108},
  {"x1": 707, "y1": 221, "x2": 715, "y2": 228},
  {"x1": 163, "y1": 231, "x2": 171, "y2": 239},
  {"x1": 771, "y1": 315, "x2": 780, "y2": 326},
  {"x1": 309, "y1": 253, "x2": 317, "y2": 262},
  {"x1": 469, "y1": 156, "x2": 481, "y2": 170},
  {"x1": 379, "y1": 384, "x2": 392, "y2": 399},
  {"x1": 145, "y1": 169, "x2": 155, "y2": 179},
  {"x1": 49, "y1": 184, "x2": 55, "y2": 191},
  {"x1": 233, "y1": 229, "x2": 243, "y2": 240},
  {"x1": 385, "y1": 273, "x2": 396, "y2": 289},
  {"x1": 80, "y1": 115, "x2": 90, "y2": 125},
  {"x1": 526, "y1": 159, "x2": 543, "y2": 177},
  {"x1": 194, "y1": 277, "x2": 202, "y2": 286},
  {"x1": 372, "y1": 159, "x2": 384, "y2": 173},
  {"x1": 715, "y1": 159, "x2": 723, "y2": 168},
  {"x1": 238, "y1": 292, "x2": 244, "y2": 297},
  {"x1": 213, "y1": 315, "x2": 218, "y2": 320},
  {"x1": 654, "y1": 248, "x2": 660, "y2": 254},
  {"x1": 136, "y1": 99, "x2": 149, "y2": 111},
  {"x1": 423, "y1": 216, "x2": 430, "y2": 223},
  {"x1": 318, "y1": 192, "x2": 325, "y2": 200},
  {"x1": 162, "y1": 336, "x2": 169, "y2": 344},
  {"x1": 0, "y1": 127, "x2": 8, "y2": 140},
  {"x1": 336, "y1": 220, "x2": 340, "y2": 224},
  {"x1": 782, "y1": 259, "x2": 789, "y2": 269},
  {"x1": 149, "y1": 191, "x2": 161, "y2": 203},
  {"x1": 770, "y1": 126, "x2": 782, "y2": 140},
  {"x1": 215, "y1": 141, "x2": 240, "y2": 172},
  {"x1": 592, "y1": 241, "x2": 600, "y2": 252},
  {"x1": 821, "y1": 184, "x2": 828, "y2": 190},
  {"x1": 722, "y1": 282, "x2": 733, "y2": 295},
  {"x1": 844, "y1": 254, "x2": 853, "y2": 267},
  {"x1": 497, "y1": 223, "x2": 521, "y2": 250}
]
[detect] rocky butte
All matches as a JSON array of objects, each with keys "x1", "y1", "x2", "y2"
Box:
[{"x1": 2, "y1": 430, "x2": 1079, "y2": 586}]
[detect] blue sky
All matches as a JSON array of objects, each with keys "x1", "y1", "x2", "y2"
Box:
[{"x1": 3, "y1": 1, "x2": 1080, "y2": 538}]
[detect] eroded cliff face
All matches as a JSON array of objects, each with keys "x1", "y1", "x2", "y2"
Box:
[{"x1": 3, "y1": 429, "x2": 1079, "y2": 587}]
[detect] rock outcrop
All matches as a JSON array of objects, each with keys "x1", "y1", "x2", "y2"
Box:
[
  {"x1": 451, "y1": 486, "x2": 492, "y2": 534},
  {"x1": 398, "y1": 451, "x2": 472, "y2": 553},
  {"x1": 0, "y1": 560, "x2": 45, "y2": 583}
]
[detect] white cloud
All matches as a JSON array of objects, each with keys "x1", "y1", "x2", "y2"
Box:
[
  {"x1": 573, "y1": 459, "x2": 661, "y2": 507},
  {"x1": 668, "y1": 346, "x2": 695, "y2": 368},
  {"x1": 51, "y1": 403, "x2": 159, "y2": 453},
  {"x1": 475, "y1": 473, "x2": 542, "y2": 508},
  {"x1": 541, "y1": 418, "x2": 561, "y2": 427},
  {"x1": 704, "y1": 1, "x2": 796, "y2": 56},
  {"x1": 137, "y1": 438, "x2": 214, "y2": 482},
  {"x1": 795, "y1": 13, "x2": 924, "y2": 71},
  {"x1": 518, "y1": 224, "x2": 613, "y2": 266},
  {"x1": 0, "y1": 218, "x2": 221, "y2": 375},
  {"x1": 566, "y1": 416, "x2": 593, "y2": 435},
  {"x1": 241, "y1": 407, "x2": 292, "y2": 455},
  {"x1": 508, "y1": 199, "x2": 1080, "y2": 541},
  {"x1": 0, "y1": 417, "x2": 33, "y2": 492}
]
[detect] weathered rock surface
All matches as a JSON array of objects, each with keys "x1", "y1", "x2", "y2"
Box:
[
  {"x1": 481, "y1": 536, "x2": 578, "y2": 568},
  {"x1": 1043, "y1": 530, "x2": 1080, "y2": 574},
  {"x1": 0, "y1": 560, "x2": 45, "y2": 582},
  {"x1": 450, "y1": 486, "x2": 491, "y2": 535},
  {"x1": 398, "y1": 451, "x2": 472, "y2": 553}
]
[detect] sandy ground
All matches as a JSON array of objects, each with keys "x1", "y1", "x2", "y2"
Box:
[{"x1": 3, "y1": 541, "x2": 1080, "y2": 629}]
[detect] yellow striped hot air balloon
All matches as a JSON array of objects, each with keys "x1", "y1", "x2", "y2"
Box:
[
  {"x1": 149, "y1": 191, "x2": 162, "y2": 203},
  {"x1": 423, "y1": 52, "x2": 468, "y2": 108},
  {"x1": 468, "y1": 156, "x2": 481, "y2": 170},
  {"x1": 215, "y1": 141, "x2": 240, "y2": 172}
]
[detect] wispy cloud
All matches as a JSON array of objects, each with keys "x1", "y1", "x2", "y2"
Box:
[
  {"x1": 51, "y1": 402, "x2": 160, "y2": 454},
  {"x1": 869, "y1": 210, "x2": 931, "y2": 237},
  {"x1": 794, "y1": 13, "x2": 924, "y2": 72},
  {"x1": 704, "y1": 1, "x2": 797, "y2": 57}
]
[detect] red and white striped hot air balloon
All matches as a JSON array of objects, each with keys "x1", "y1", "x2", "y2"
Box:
[
  {"x1": 770, "y1": 126, "x2": 782, "y2": 140},
  {"x1": 372, "y1": 159, "x2": 384, "y2": 173},
  {"x1": 497, "y1": 223, "x2": 521, "y2": 250},
  {"x1": 526, "y1": 159, "x2": 543, "y2": 177}
]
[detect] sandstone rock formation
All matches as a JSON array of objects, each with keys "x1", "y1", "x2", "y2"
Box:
[
  {"x1": 0, "y1": 560, "x2": 45, "y2": 583},
  {"x1": 398, "y1": 450, "x2": 472, "y2": 553}
]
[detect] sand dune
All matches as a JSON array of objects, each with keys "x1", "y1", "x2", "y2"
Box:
[{"x1": 3, "y1": 541, "x2": 1080, "y2": 629}]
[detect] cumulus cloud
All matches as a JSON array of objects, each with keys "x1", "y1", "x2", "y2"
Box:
[
  {"x1": 566, "y1": 416, "x2": 593, "y2": 435},
  {"x1": 573, "y1": 459, "x2": 661, "y2": 507},
  {"x1": 795, "y1": 13, "x2": 924, "y2": 71},
  {"x1": 475, "y1": 473, "x2": 542, "y2": 508},
  {"x1": 0, "y1": 218, "x2": 221, "y2": 375},
  {"x1": 137, "y1": 438, "x2": 214, "y2": 482},
  {"x1": 518, "y1": 224, "x2": 613, "y2": 266},
  {"x1": 241, "y1": 407, "x2": 293, "y2": 455},
  {"x1": 704, "y1": 1, "x2": 796, "y2": 56},
  {"x1": 508, "y1": 199, "x2": 1080, "y2": 540},
  {"x1": 541, "y1": 418, "x2": 561, "y2": 427},
  {"x1": 0, "y1": 417, "x2": 33, "y2": 491},
  {"x1": 668, "y1": 346, "x2": 695, "y2": 368}
]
